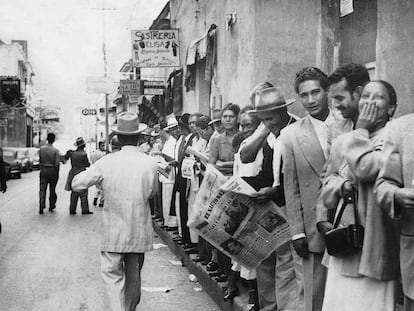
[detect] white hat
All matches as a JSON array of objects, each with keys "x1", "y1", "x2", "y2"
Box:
[
  {"x1": 111, "y1": 112, "x2": 147, "y2": 135},
  {"x1": 165, "y1": 115, "x2": 179, "y2": 130}
]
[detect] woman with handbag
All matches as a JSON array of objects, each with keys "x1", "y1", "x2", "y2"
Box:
[{"x1": 319, "y1": 80, "x2": 400, "y2": 310}]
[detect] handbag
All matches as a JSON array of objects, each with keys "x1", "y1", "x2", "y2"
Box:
[{"x1": 324, "y1": 189, "x2": 364, "y2": 257}]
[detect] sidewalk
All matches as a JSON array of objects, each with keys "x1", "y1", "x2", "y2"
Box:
[{"x1": 152, "y1": 218, "x2": 252, "y2": 311}]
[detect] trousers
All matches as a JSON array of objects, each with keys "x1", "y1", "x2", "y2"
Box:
[
  {"x1": 39, "y1": 167, "x2": 59, "y2": 210},
  {"x1": 70, "y1": 190, "x2": 89, "y2": 213},
  {"x1": 101, "y1": 252, "x2": 144, "y2": 311},
  {"x1": 256, "y1": 241, "x2": 302, "y2": 311}
]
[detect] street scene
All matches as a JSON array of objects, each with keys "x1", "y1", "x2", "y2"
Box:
[{"x1": 1, "y1": 1, "x2": 414, "y2": 311}]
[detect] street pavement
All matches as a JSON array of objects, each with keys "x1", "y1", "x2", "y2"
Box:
[{"x1": 0, "y1": 163, "x2": 219, "y2": 311}]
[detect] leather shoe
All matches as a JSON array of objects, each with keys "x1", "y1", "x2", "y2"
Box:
[
  {"x1": 70, "y1": 212, "x2": 76, "y2": 215},
  {"x1": 39, "y1": 208, "x2": 44, "y2": 215},
  {"x1": 166, "y1": 226, "x2": 178, "y2": 231},
  {"x1": 214, "y1": 274, "x2": 227, "y2": 283},
  {"x1": 49, "y1": 206, "x2": 56, "y2": 212},
  {"x1": 184, "y1": 247, "x2": 198, "y2": 255},
  {"x1": 82, "y1": 211, "x2": 93, "y2": 215},
  {"x1": 98, "y1": 202, "x2": 104, "y2": 208},
  {"x1": 224, "y1": 288, "x2": 239, "y2": 301},
  {"x1": 206, "y1": 261, "x2": 219, "y2": 271}
]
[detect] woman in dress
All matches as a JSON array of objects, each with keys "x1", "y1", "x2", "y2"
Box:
[
  {"x1": 207, "y1": 103, "x2": 241, "y2": 282},
  {"x1": 320, "y1": 80, "x2": 400, "y2": 311}
]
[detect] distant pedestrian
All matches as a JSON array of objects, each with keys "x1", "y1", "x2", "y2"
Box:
[
  {"x1": 64, "y1": 137, "x2": 92, "y2": 215},
  {"x1": 72, "y1": 112, "x2": 158, "y2": 311},
  {"x1": 91, "y1": 141, "x2": 106, "y2": 207},
  {"x1": 39, "y1": 133, "x2": 60, "y2": 214},
  {"x1": 0, "y1": 147, "x2": 6, "y2": 193}
]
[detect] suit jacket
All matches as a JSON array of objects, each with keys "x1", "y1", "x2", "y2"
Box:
[
  {"x1": 281, "y1": 112, "x2": 350, "y2": 253},
  {"x1": 375, "y1": 114, "x2": 414, "y2": 299},
  {"x1": 65, "y1": 149, "x2": 90, "y2": 191},
  {"x1": 0, "y1": 156, "x2": 6, "y2": 191}
]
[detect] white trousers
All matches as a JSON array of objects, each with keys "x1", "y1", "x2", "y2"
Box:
[
  {"x1": 161, "y1": 182, "x2": 176, "y2": 227},
  {"x1": 100, "y1": 252, "x2": 144, "y2": 311}
]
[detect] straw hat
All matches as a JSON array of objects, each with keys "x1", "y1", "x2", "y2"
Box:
[
  {"x1": 253, "y1": 87, "x2": 295, "y2": 113},
  {"x1": 111, "y1": 112, "x2": 147, "y2": 135},
  {"x1": 165, "y1": 115, "x2": 179, "y2": 130}
]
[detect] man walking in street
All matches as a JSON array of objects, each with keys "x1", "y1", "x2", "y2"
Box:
[
  {"x1": 72, "y1": 112, "x2": 158, "y2": 311},
  {"x1": 64, "y1": 137, "x2": 92, "y2": 215},
  {"x1": 39, "y1": 133, "x2": 60, "y2": 214},
  {"x1": 91, "y1": 141, "x2": 106, "y2": 208}
]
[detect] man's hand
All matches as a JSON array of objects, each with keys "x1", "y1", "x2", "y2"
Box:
[
  {"x1": 341, "y1": 181, "x2": 353, "y2": 201},
  {"x1": 395, "y1": 188, "x2": 414, "y2": 209},
  {"x1": 293, "y1": 237, "x2": 309, "y2": 258},
  {"x1": 253, "y1": 187, "x2": 276, "y2": 204},
  {"x1": 355, "y1": 102, "x2": 379, "y2": 132},
  {"x1": 168, "y1": 160, "x2": 179, "y2": 167}
]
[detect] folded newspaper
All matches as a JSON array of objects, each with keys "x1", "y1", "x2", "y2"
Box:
[{"x1": 188, "y1": 165, "x2": 290, "y2": 269}]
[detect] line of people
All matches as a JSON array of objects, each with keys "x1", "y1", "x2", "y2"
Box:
[{"x1": 144, "y1": 63, "x2": 412, "y2": 311}]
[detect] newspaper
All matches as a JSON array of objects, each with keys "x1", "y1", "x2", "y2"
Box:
[
  {"x1": 188, "y1": 165, "x2": 290, "y2": 269},
  {"x1": 156, "y1": 161, "x2": 173, "y2": 179},
  {"x1": 186, "y1": 146, "x2": 208, "y2": 166}
]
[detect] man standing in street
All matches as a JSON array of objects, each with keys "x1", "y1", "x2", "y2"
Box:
[
  {"x1": 281, "y1": 67, "x2": 339, "y2": 311},
  {"x1": 0, "y1": 147, "x2": 7, "y2": 194},
  {"x1": 39, "y1": 133, "x2": 60, "y2": 214},
  {"x1": 72, "y1": 112, "x2": 158, "y2": 311},
  {"x1": 64, "y1": 137, "x2": 92, "y2": 215}
]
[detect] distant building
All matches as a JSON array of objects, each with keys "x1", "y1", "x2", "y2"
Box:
[{"x1": 0, "y1": 40, "x2": 35, "y2": 147}]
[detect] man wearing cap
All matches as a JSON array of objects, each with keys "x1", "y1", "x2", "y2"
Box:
[
  {"x1": 39, "y1": 133, "x2": 61, "y2": 214},
  {"x1": 64, "y1": 137, "x2": 92, "y2": 215},
  {"x1": 72, "y1": 112, "x2": 158, "y2": 311},
  {"x1": 245, "y1": 86, "x2": 301, "y2": 311}
]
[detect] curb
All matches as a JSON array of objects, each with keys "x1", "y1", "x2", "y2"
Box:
[{"x1": 153, "y1": 219, "x2": 250, "y2": 311}]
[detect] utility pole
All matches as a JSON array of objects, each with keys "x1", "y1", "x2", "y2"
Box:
[{"x1": 92, "y1": 1, "x2": 115, "y2": 152}]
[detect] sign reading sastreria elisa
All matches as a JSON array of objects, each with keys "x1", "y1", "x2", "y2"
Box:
[{"x1": 131, "y1": 29, "x2": 180, "y2": 68}]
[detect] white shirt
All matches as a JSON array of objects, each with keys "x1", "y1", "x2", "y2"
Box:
[
  {"x1": 72, "y1": 146, "x2": 158, "y2": 253},
  {"x1": 309, "y1": 110, "x2": 336, "y2": 159}
]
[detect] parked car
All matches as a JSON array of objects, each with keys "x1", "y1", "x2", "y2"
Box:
[
  {"x1": 27, "y1": 147, "x2": 40, "y2": 169},
  {"x1": 16, "y1": 148, "x2": 33, "y2": 172},
  {"x1": 2, "y1": 148, "x2": 22, "y2": 179}
]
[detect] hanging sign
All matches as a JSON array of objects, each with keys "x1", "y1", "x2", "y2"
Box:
[
  {"x1": 120, "y1": 80, "x2": 141, "y2": 95},
  {"x1": 131, "y1": 29, "x2": 180, "y2": 68},
  {"x1": 143, "y1": 81, "x2": 165, "y2": 95}
]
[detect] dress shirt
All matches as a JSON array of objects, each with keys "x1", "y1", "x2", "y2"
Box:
[
  {"x1": 309, "y1": 110, "x2": 336, "y2": 159},
  {"x1": 72, "y1": 146, "x2": 158, "y2": 253}
]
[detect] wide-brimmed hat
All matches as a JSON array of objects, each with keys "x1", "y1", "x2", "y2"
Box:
[
  {"x1": 253, "y1": 87, "x2": 295, "y2": 113},
  {"x1": 150, "y1": 130, "x2": 160, "y2": 137},
  {"x1": 165, "y1": 115, "x2": 179, "y2": 130},
  {"x1": 208, "y1": 109, "x2": 222, "y2": 125},
  {"x1": 111, "y1": 112, "x2": 147, "y2": 135},
  {"x1": 74, "y1": 137, "x2": 86, "y2": 147}
]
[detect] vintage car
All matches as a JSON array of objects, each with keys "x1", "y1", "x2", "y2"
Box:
[
  {"x1": 27, "y1": 147, "x2": 40, "y2": 169},
  {"x1": 2, "y1": 148, "x2": 22, "y2": 179},
  {"x1": 16, "y1": 148, "x2": 33, "y2": 172}
]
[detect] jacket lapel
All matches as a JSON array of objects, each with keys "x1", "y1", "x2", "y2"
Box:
[{"x1": 296, "y1": 116, "x2": 326, "y2": 176}]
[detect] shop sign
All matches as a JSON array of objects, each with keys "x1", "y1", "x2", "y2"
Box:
[
  {"x1": 120, "y1": 80, "x2": 141, "y2": 95},
  {"x1": 143, "y1": 81, "x2": 165, "y2": 95},
  {"x1": 81, "y1": 108, "x2": 97, "y2": 116},
  {"x1": 131, "y1": 29, "x2": 180, "y2": 67}
]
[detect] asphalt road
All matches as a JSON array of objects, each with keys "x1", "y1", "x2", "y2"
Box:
[{"x1": 0, "y1": 164, "x2": 219, "y2": 311}]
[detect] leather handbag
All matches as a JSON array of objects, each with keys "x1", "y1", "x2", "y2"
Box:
[{"x1": 324, "y1": 189, "x2": 364, "y2": 257}]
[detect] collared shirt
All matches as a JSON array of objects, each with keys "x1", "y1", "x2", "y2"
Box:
[
  {"x1": 309, "y1": 110, "x2": 336, "y2": 159},
  {"x1": 72, "y1": 146, "x2": 158, "y2": 253}
]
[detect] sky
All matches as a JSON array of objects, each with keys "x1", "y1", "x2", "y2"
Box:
[{"x1": 0, "y1": 0, "x2": 167, "y2": 136}]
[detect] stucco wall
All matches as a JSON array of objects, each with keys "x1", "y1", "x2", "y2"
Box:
[
  {"x1": 376, "y1": 0, "x2": 414, "y2": 116},
  {"x1": 171, "y1": 0, "x2": 336, "y2": 115}
]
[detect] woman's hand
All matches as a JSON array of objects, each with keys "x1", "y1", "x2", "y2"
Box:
[{"x1": 355, "y1": 102, "x2": 379, "y2": 132}]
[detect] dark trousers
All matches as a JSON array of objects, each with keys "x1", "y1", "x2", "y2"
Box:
[
  {"x1": 70, "y1": 190, "x2": 89, "y2": 213},
  {"x1": 39, "y1": 167, "x2": 59, "y2": 210},
  {"x1": 155, "y1": 181, "x2": 163, "y2": 219},
  {"x1": 198, "y1": 237, "x2": 211, "y2": 261},
  {"x1": 179, "y1": 189, "x2": 191, "y2": 244}
]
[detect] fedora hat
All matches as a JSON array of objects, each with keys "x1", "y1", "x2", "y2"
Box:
[
  {"x1": 165, "y1": 115, "x2": 179, "y2": 130},
  {"x1": 74, "y1": 137, "x2": 86, "y2": 147},
  {"x1": 208, "y1": 109, "x2": 222, "y2": 125},
  {"x1": 253, "y1": 86, "x2": 295, "y2": 113},
  {"x1": 111, "y1": 111, "x2": 147, "y2": 135}
]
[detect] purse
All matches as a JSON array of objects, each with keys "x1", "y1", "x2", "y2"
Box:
[{"x1": 324, "y1": 189, "x2": 364, "y2": 257}]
